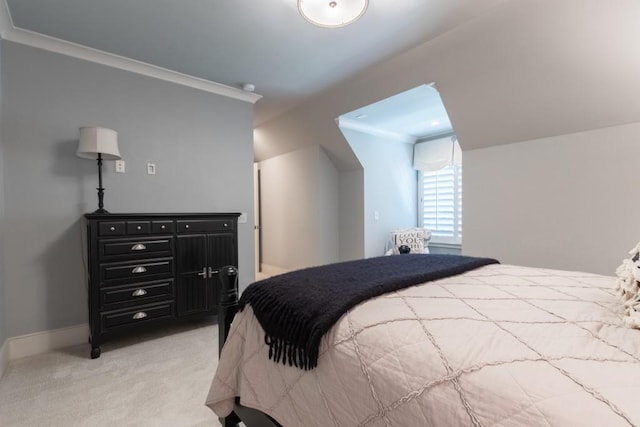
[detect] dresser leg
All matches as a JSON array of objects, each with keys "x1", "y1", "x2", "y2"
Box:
[{"x1": 91, "y1": 346, "x2": 101, "y2": 359}]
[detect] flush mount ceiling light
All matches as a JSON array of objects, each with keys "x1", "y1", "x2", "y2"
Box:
[{"x1": 298, "y1": 0, "x2": 368, "y2": 28}]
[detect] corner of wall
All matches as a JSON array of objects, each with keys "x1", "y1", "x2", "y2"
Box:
[
  {"x1": 317, "y1": 146, "x2": 340, "y2": 265},
  {"x1": 0, "y1": 338, "x2": 8, "y2": 381},
  {"x1": 0, "y1": 34, "x2": 7, "y2": 355}
]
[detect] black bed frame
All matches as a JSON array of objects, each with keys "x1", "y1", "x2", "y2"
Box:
[{"x1": 218, "y1": 267, "x2": 283, "y2": 427}]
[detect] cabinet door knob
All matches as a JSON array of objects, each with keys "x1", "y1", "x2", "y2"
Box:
[
  {"x1": 132, "y1": 312, "x2": 147, "y2": 320},
  {"x1": 185, "y1": 224, "x2": 190, "y2": 229},
  {"x1": 132, "y1": 289, "x2": 148, "y2": 297},
  {"x1": 110, "y1": 226, "x2": 116, "y2": 231},
  {"x1": 161, "y1": 225, "x2": 166, "y2": 229},
  {"x1": 136, "y1": 225, "x2": 142, "y2": 230},
  {"x1": 197, "y1": 267, "x2": 207, "y2": 277},
  {"x1": 132, "y1": 266, "x2": 147, "y2": 274},
  {"x1": 131, "y1": 244, "x2": 147, "y2": 251},
  {"x1": 224, "y1": 223, "x2": 228, "y2": 227}
]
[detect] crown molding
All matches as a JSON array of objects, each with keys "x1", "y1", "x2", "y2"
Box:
[
  {"x1": 337, "y1": 117, "x2": 417, "y2": 144},
  {"x1": 0, "y1": 1, "x2": 261, "y2": 104}
]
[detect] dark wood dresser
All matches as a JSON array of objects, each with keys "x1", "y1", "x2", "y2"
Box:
[{"x1": 84, "y1": 213, "x2": 239, "y2": 358}]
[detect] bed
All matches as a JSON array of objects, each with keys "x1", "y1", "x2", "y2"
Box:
[{"x1": 207, "y1": 256, "x2": 640, "y2": 427}]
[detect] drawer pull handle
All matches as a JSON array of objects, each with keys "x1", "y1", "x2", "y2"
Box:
[
  {"x1": 131, "y1": 244, "x2": 147, "y2": 251},
  {"x1": 132, "y1": 312, "x2": 147, "y2": 320},
  {"x1": 185, "y1": 224, "x2": 190, "y2": 229},
  {"x1": 224, "y1": 223, "x2": 228, "y2": 227},
  {"x1": 110, "y1": 226, "x2": 116, "y2": 231},
  {"x1": 161, "y1": 225, "x2": 166, "y2": 230},
  {"x1": 132, "y1": 289, "x2": 148, "y2": 297},
  {"x1": 136, "y1": 225, "x2": 142, "y2": 230},
  {"x1": 132, "y1": 266, "x2": 147, "y2": 274}
]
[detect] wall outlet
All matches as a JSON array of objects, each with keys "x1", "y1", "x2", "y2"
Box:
[
  {"x1": 374, "y1": 210, "x2": 380, "y2": 221},
  {"x1": 238, "y1": 212, "x2": 247, "y2": 223},
  {"x1": 147, "y1": 163, "x2": 156, "y2": 175},
  {"x1": 115, "y1": 160, "x2": 125, "y2": 173}
]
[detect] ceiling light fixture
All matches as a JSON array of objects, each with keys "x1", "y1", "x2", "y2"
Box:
[{"x1": 298, "y1": 0, "x2": 368, "y2": 28}]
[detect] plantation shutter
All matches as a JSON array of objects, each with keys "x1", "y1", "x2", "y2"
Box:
[{"x1": 419, "y1": 165, "x2": 462, "y2": 245}]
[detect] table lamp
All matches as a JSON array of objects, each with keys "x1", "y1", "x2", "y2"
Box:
[{"x1": 77, "y1": 126, "x2": 121, "y2": 214}]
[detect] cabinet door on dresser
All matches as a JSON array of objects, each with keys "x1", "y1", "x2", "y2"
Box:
[
  {"x1": 176, "y1": 232, "x2": 237, "y2": 317},
  {"x1": 176, "y1": 235, "x2": 210, "y2": 316}
]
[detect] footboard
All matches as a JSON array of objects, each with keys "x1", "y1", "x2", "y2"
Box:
[{"x1": 217, "y1": 267, "x2": 282, "y2": 427}]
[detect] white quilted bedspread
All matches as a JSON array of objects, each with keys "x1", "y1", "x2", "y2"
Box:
[{"x1": 206, "y1": 264, "x2": 640, "y2": 426}]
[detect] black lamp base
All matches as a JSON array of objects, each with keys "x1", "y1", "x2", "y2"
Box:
[{"x1": 94, "y1": 154, "x2": 112, "y2": 214}]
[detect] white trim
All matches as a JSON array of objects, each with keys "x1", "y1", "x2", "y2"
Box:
[
  {"x1": 337, "y1": 117, "x2": 417, "y2": 144},
  {"x1": 8, "y1": 323, "x2": 89, "y2": 361},
  {"x1": 0, "y1": 338, "x2": 9, "y2": 380},
  {"x1": 0, "y1": 1, "x2": 261, "y2": 104},
  {"x1": 429, "y1": 242, "x2": 462, "y2": 250}
]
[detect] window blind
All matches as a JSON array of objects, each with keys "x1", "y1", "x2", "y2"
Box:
[{"x1": 419, "y1": 165, "x2": 462, "y2": 245}]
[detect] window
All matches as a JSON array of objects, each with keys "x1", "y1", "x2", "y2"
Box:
[{"x1": 418, "y1": 165, "x2": 462, "y2": 245}]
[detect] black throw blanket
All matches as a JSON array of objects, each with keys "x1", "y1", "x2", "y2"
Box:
[{"x1": 239, "y1": 254, "x2": 499, "y2": 370}]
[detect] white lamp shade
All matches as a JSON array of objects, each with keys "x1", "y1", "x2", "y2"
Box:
[
  {"x1": 77, "y1": 127, "x2": 121, "y2": 160},
  {"x1": 298, "y1": 0, "x2": 368, "y2": 28},
  {"x1": 413, "y1": 136, "x2": 461, "y2": 172}
]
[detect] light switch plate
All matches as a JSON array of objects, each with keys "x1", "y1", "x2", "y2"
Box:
[
  {"x1": 238, "y1": 212, "x2": 247, "y2": 223},
  {"x1": 115, "y1": 160, "x2": 125, "y2": 173},
  {"x1": 147, "y1": 163, "x2": 156, "y2": 175}
]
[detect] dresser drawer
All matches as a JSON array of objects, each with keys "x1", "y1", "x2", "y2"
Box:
[
  {"x1": 151, "y1": 221, "x2": 174, "y2": 234},
  {"x1": 99, "y1": 221, "x2": 125, "y2": 236},
  {"x1": 126, "y1": 221, "x2": 151, "y2": 235},
  {"x1": 100, "y1": 237, "x2": 173, "y2": 259},
  {"x1": 100, "y1": 280, "x2": 173, "y2": 309},
  {"x1": 100, "y1": 258, "x2": 173, "y2": 284},
  {"x1": 101, "y1": 303, "x2": 174, "y2": 331},
  {"x1": 176, "y1": 219, "x2": 234, "y2": 233}
]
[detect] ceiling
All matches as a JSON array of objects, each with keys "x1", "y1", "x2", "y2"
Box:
[
  {"x1": 340, "y1": 84, "x2": 452, "y2": 142},
  {"x1": 4, "y1": 0, "x2": 507, "y2": 126}
]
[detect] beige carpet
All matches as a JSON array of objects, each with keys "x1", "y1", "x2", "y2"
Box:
[{"x1": 0, "y1": 320, "x2": 226, "y2": 427}]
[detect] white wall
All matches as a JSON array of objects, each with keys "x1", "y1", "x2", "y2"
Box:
[
  {"x1": 1, "y1": 41, "x2": 255, "y2": 337},
  {"x1": 464, "y1": 121, "x2": 640, "y2": 275},
  {"x1": 259, "y1": 145, "x2": 339, "y2": 271},
  {"x1": 342, "y1": 128, "x2": 417, "y2": 257}
]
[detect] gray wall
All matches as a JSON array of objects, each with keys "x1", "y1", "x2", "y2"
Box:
[
  {"x1": 464, "y1": 121, "x2": 640, "y2": 275},
  {"x1": 338, "y1": 170, "x2": 365, "y2": 261},
  {"x1": 259, "y1": 145, "x2": 339, "y2": 271},
  {"x1": 1, "y1": 41, "x2": 255, "y2": 337},
  {"x1": 342, "y1": 128, "x2": 417, "y2": 257},
  {"x1": 0, "y1": 40, "x2": 5, "y2": 346}
]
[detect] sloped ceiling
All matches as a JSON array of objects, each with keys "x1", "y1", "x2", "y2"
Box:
[{"x1": 255, "y1": 0, "x2": 640, "y2": 170}]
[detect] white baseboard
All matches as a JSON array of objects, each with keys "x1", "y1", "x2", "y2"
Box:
[
  {"x1": 8, "y1": 323, "x2": 89, "y2": 361},
  {"x1": 260, "y1": 264, "x2": 290, "y2": 277},
  {"x1": 0, "y1": 338, "x2": 9, "y2": 380}
]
